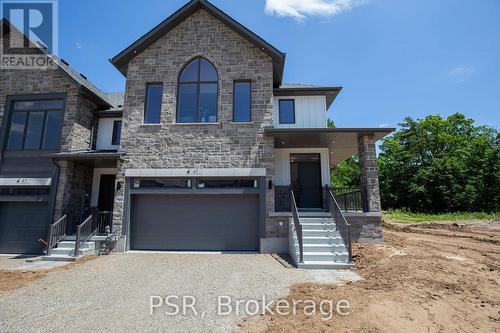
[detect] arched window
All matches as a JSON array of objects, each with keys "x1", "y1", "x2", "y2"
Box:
[{"x1": 177, "y1": 57, "x2": 218, "y2": 123}]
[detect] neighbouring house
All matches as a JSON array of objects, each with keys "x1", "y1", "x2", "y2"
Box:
[{"x1": 0, "y1": 0, "x2": 393, "y2": 268}]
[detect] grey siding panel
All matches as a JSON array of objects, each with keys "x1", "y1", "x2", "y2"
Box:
[
  {"x1": 130, "y1": 194, "x2": 259, "y2": 251},
  {"x1": 0, "y1": 201, "x2": 49, "y2": 254}
]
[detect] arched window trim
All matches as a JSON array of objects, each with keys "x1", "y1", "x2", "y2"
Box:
[{"x1": 176, "y1": 56, "x2": 219, "y2": 123}]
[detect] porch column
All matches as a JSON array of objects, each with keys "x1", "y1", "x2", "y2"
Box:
[{"x1": 358, "y1": 134, "x2": 381, "y2": 212}]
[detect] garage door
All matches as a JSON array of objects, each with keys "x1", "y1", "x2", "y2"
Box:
[
  {"x1": 0, "y1": 202, "x2": 49, "y2": 254},
  {"x1": 130, "y1": 195, "x2": 259, "y2": 251}
]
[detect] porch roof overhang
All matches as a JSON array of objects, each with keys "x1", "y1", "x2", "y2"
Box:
[
  {"x1": 264, "y1": 127, "x2": 395, "y2": 166},
  {"x1": 51, "y1": 150, "x2": 122, "y2": 168}
]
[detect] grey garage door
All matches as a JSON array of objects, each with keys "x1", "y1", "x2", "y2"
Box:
[
  {"x1": 130, "y1": 195, "x2": 259, "y2": 251},
  {"x1": 0, "y1": 202, "x2": 49, "y2": 254}
]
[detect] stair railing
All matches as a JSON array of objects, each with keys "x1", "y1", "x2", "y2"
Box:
[
  {"x1": 326, "y1": 185, "x2": 353, "y2": 263},
  {"x1": 46, "y1": 215, "x2": 67, "y2": 256},
  {"x1": 74, "y1": 215, "x2": 96, "y2": 257},
  {"x1": 289, "y1": 185, "x2": 304, "y2": 263},
  {"x1": 96, "y1": 211, "x2": 113, "y2": 234}
]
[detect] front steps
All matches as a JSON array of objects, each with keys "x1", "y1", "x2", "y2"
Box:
[
  {"x1": 290, "y1": 216, "x2": 353, "y2": 269},
  {"x1": 42, "y1": 240, "x2": 96, "y2": 262}
]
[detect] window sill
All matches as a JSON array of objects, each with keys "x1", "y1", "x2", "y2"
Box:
[
  {"x1": 229, "y1": 121, "x2": 255, "y2": 125},
  {"x1": 140, "y1": 123, "x2": 161, "y2": 126},
  {"x1": 172, "y1": 122, "x2": 220, "y2": 126}
]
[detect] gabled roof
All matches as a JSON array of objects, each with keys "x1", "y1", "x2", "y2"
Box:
[
  {"x1": 274, "y1": 84, "x2": 342, "y2": 109},
  {"x1": 110, "y1": 0, "x2": 286, "y2": 87},
  {"x1": 1, "y1": 19, "x2": 112, "y2": 109}
]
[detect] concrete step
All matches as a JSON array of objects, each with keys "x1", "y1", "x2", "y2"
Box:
[
  {"x1": 302, "y1": 236, "x2": 344, "y2": 245},
  {"x1": 301, "y1": 223, "x2": 336, "y2": 231},
  {"x1": 299, "y1": 218, "x2": 334, "y2": 224},
  {"x1": 302, "y1": 229, "x2": 339, "y2": 237},
  {"x1": 57, "y1": 241, "x2": 75, "y2": 249},
  {"x1": 298, "y1": 261, "x2": 353, "y2": 269},
  {"x1": 302, "y1": 244, "x2": 347, "y2": 252},
  {"x1": 50, "y1": 247, "x2": 74, "y2": 256},
  {"x1": 303, "y1": 251, "x2": 349, "y2": 262},
  {"x1": 42, "y1": 255, "x2": 77, "y2": 262}
]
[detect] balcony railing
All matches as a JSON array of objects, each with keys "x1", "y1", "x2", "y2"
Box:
[{"x1": 331, "y1": 186, "x2": 365, "y2": 212}]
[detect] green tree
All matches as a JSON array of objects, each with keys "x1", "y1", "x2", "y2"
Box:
[
  {"x1": 378, "y1": 113, "x2": 499, "y2": 213},
  {"x1": 327, "y1": 118, "x2": 336, "y2": 128},
  {"x1": 330, "y1": 156, "x2": 361, "y2": 188}
]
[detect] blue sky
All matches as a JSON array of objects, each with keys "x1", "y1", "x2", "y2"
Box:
[{"x1": 24, "y1": 0, "x2": 500, "y2": 128}]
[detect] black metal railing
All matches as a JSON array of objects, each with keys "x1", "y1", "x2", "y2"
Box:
[
  {"x1": 46, "y1": 215, "x2": 67, "y2": 256},
  {"x1": 331, "y1": 186, "x2": 365, "y2": 212},
  {"x1": 275, "y1": 186, "x2": 291, "y2": 212},
  {"x1": 290, "y1": 185, "x2": 303, "y2": 263},
  {"x1": 74, "y1": 215, "x2": 95, "y2": 257},
  {"x1": 326, "y1": 185, "x2": 352, "y2": 262},
  {"x1": 96, "y1": 211, "x2": 113, "y2": 235}
]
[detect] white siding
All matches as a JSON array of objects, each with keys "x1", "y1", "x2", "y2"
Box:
[
  {"x1": 274, "y1": 148, "x2": 330, "y2": 186},
  {"x1": 273, "y1": 96, "x2": 327, "y2": 128},
  {"x1": 96, "y1": 117, "x2": 121, "y2": 150}
]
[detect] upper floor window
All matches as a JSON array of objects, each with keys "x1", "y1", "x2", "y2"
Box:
[
  {"x1": 111, "y1": 120, "x2": 122, "y2": 145},
  {"x1": 233, "y1": 81, "x2": 251, "y2": 122},
  {"x1": 177, "y1": 57, "x2": 218, "y2": 123},
  {"x1": 279, "y1": 99, "x2": 295, "y2": 124},
  {"x1": 144, "y1": 83, "x2": 163, "y2": 124},
  {"x1": 6, "y1": 99, "x2": 64, "y2": 151}
]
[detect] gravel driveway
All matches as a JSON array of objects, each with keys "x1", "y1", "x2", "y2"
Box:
[{"x1": 0, "y1": 253, "x2": 358, "y2": 332}]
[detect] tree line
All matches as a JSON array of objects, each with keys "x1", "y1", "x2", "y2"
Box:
[{"x1": 331, "y1": 113, "x2": 499, "y2": 213}]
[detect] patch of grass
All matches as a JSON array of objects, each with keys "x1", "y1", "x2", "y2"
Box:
[{"x1": 384, "y1": 210, "x2": 498, "y2": 224}]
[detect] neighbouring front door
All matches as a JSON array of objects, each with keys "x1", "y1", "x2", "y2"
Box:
[
  {"x1": 291, "y1": 154, "x2": 323, "y2": 209},
  {"x1": 97, "y1": 175, "x2": 116, "y2": 211}
]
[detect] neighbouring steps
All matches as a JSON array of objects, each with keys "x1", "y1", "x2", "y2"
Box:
[
  {"x1": 291, "y1": 216, "x2": 353, "y2": 269},
  {"x1": 42, "y1": 240, "x2": 96, "y2": 262}
]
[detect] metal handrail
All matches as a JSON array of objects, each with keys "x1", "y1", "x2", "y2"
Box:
[
  {"x1": 326, "y1": 185, "x2": 353, "y2": 262},
  {"x1": 289, "y1": 185, "x2": 303, "y2": 263},
  {"x1": 96, "y1": 211, "x2": 113, "y2": 234},
  {"x1": 74, "y1": 215, "x2": 96, "y2": 257},
  {"x1": 332, "y1": 186, "x2": 365, "y2": 212},
  {"x1": 46, "y1": 215, "x2": 67, "y2": 256}
]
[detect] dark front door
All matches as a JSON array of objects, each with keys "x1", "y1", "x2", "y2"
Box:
[
  {"x1": 291, "y1": 154, "x2": 323, "y2": 209},
  {"x1": 97, "y1": 175, "x2": 116, "y2": 211}
]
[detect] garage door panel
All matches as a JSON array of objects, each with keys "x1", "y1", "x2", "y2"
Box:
[
  {"x1": 0, "y1": 202, "x2": 49, "y2": 254},
  {"x1": 131, "y1": 195, "x2": 259, "y2": 251}
]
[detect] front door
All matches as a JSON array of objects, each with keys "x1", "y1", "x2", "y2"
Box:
[
  {"x1": 97, "y1": 175, "x2": 116, "y2": 211},
  {"x1": 290, "y1": 154, "x2": 323, "y2": 209}
]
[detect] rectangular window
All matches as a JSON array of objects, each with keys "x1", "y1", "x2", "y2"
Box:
[
  {"x1": 138, "y1": 179, "x2": 190, "y2": 188},
  {"x1": 279, "y1": 99, "x2": 295, "y2": 124},
  {"x1": 6, "y1": 99, "x2": 64, "y2": 151},
  {"x1": 198, "y1": 179, "x2": 258, "y2": 188},
  {"x1": 233, "y1": 81, "x2": 251, "y2": 122},
  {"x1": 111, "y1": 120, "x2": 122, "y2": 145},
  {"x1": 144, "y1": 84, "x2": 163, "y2": 124}
]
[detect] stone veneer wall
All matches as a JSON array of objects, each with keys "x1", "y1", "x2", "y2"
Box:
[
  {"x1": 358, "y1": 134, "x2": 382, "y2": 212},
  {"x1": 113, "y1": 9, "x2": 276, "y2": 236}
]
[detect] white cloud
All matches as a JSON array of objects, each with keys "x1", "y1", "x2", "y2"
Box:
[
  {"x1": 74, "y1": 42, "x2": 83, "y2": 49},
  {"x1": 448, "y1": 66, "x2": 474, "y2": 83},
  {"x1": 265, "y1": 0, "x2": 367, "y2": 21},
  {"x1": 378, "y1": 123, "x2": 389, "y2": 128}
]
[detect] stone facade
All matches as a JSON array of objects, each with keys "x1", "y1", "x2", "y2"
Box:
[
  {"x1": 358, "y1": 134, "x2": 382, "y2": 212},
  {"x1": 0, "y1": 29, "x2": 100, "y2": 228},
  {"x1": 345, "y1": 213, "x2": 383, "y2": 242},
  {"x1": 114, "y1": 9, "x2": 276, "y2": 236}
]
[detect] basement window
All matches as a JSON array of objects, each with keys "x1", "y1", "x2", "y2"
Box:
[{"x1": 198, "y1": 179, "x2": 258, "y2": 188}]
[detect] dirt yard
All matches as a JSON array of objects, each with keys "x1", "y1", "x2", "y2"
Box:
[{"x1": 240, "y1": 220, "x2": 500, "y2": 332}]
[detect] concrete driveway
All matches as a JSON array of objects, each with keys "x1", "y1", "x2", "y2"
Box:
[{"x1": 0, "y1": 253, "x2": 359, "y2": 332}]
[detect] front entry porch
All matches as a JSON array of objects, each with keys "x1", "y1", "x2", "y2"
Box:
[{"x1": 44, "y1": 151, "x2": 121, "y2": 260}]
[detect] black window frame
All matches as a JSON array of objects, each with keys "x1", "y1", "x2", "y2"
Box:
[
  {"x1": 4, "y1": 97, "x2": 65, "y2": 152},
  {"x1": 144, "y1": 83, "x2": 163, "y2": 124},
  {"x1": 176, "y1": 57, "x2": 219, "y2": 123},
  {"x1": 279, "y1": 99, "x2": 296, "y2": 124},
  {"x1": 111, "y1": 120, "x2": 122, "y2": 145},
  {"x1": 233, "y1": 80, "x2": 252, "y2": 122}
]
